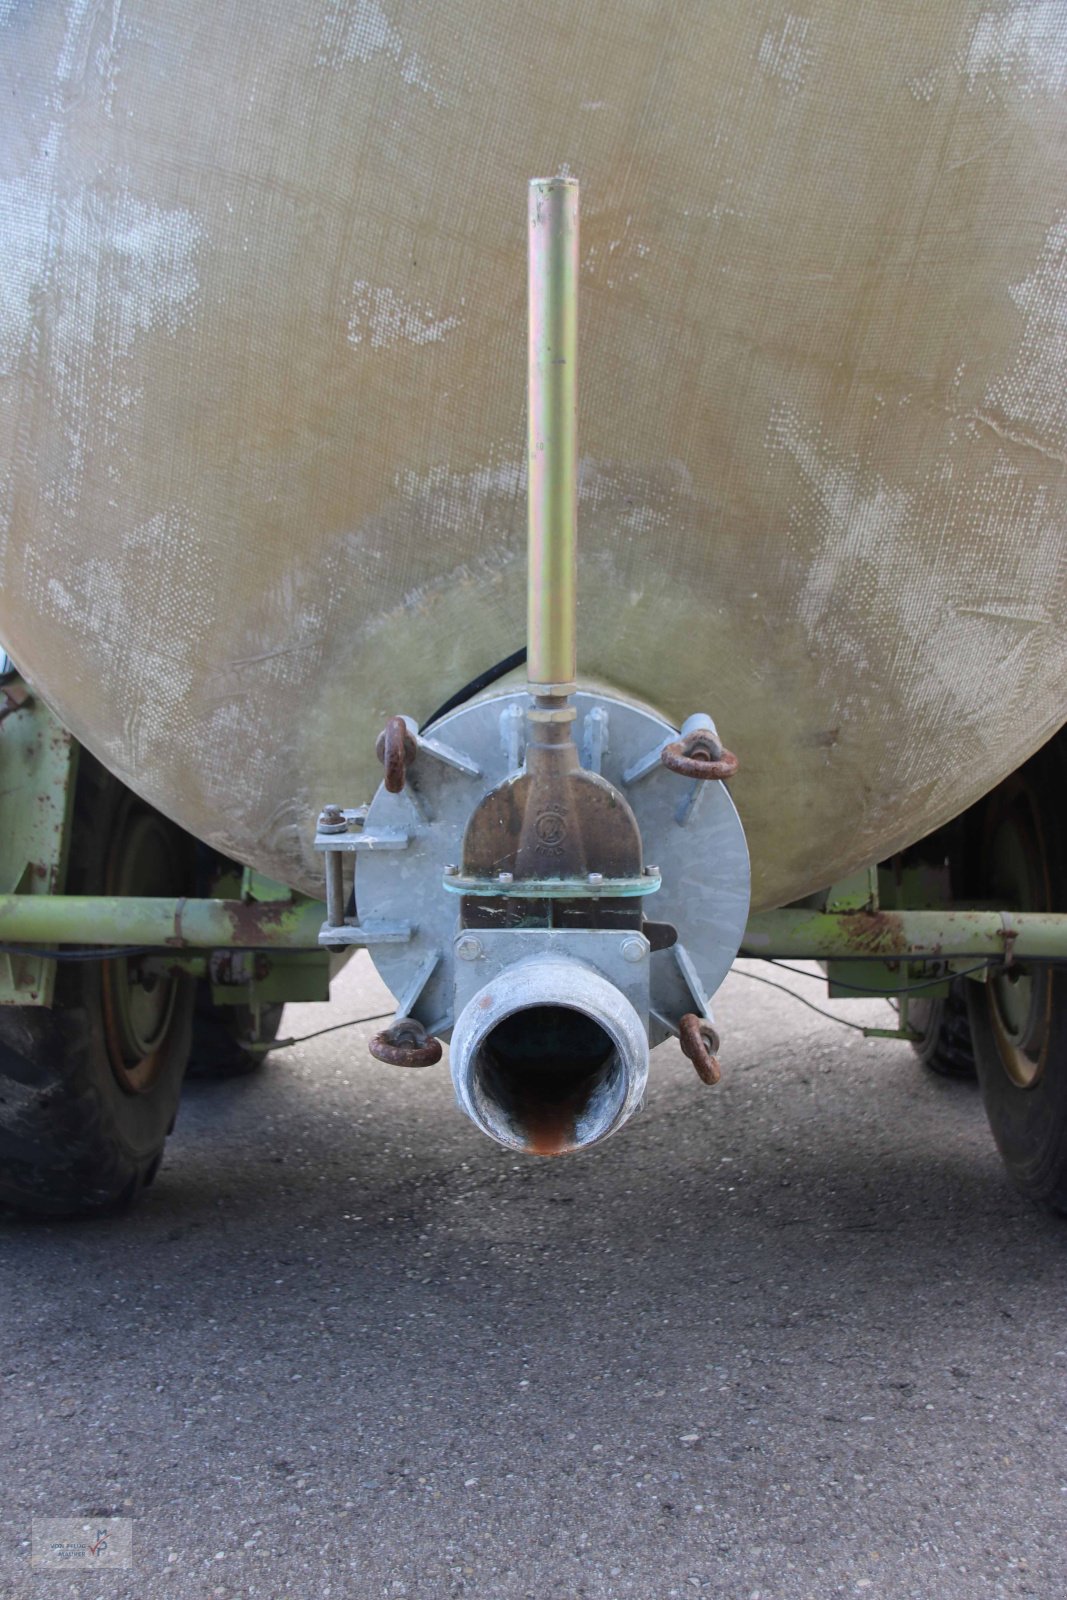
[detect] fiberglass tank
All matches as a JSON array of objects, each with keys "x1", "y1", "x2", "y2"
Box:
[{"x1": 1, "y1": 0, "x2": 1065, "y2": 908}]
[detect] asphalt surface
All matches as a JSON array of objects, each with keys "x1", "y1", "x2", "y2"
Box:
[{"x1": 1, "y1": 953, "x2": 1065, "y2": 1600}]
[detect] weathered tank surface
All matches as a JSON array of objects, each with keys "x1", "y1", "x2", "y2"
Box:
[{"x1": 1, "y1": 1, "x2": 1065, "y2": 910}]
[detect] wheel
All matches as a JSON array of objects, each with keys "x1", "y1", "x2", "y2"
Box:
[
  {"x1": 0, "y1": 757, "x2": 195, "y2": 1217},
  {"x1": 965, "y1": 736, "x2": 1067, "y2": 1213},
  {"x1": 909, "y1": 979, "x2": 977, "y2": 1079},
  {"x1": 186, "y1": 992, "x2": 284, "y2": 1078}
]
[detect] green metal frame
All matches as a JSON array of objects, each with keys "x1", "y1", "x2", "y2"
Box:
[
  {"x1": 0, "y1": 894, "x2": 1063, "y2": 960},
  {"x1": 741, "y1": 908, "x2": 1067, "y2": 962},
  {"x1": 0, "y1": 686, "x2": 78, "y2": 1005},
  {"x1": 204, "y1": 867, "x2": 332, "y2": 1006},
  {"x1": 3, "y1": 682, "x2": 1064, "y2": 1019},
  {"x1": 0, "y1": 894, "x2": 330, "y2": 946},
  {"x1": 0, "y1": 680, "x2": 332, "y2": 1010}
]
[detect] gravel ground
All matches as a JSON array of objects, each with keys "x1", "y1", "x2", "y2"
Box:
[{"x1": 1, "y1": 953, "x2": 1065, "y2": 1600}]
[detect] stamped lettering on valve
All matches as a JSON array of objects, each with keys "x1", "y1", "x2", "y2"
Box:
[{"x1": 534, "y1": 810, "x2": 567, "y2": 854}]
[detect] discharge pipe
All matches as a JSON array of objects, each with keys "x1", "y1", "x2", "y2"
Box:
[{"x1": 450, "y1": 957, "x2": 649, "y2": 1155}]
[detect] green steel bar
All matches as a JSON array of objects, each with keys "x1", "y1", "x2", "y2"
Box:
[
  {"x1": 0, "y1": 895, "x2": 326, "y2": 948},
  {"x1": 527, "y1": 176, "x2": 579, "y2": 694},
  {"x1": 742, "y1": 908, "x2": 1067, "y2": 961},
  {"x1": 2, "y1": 898, "x2": 1067, "y2": 960}
]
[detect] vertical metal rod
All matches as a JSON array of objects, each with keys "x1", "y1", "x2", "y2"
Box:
[
  {"x1": 527, "y1": 177, "x2": 579, "y2": 697},
  {"x1": 325, "y1": 851, "x2": 345, "y2": 928}
]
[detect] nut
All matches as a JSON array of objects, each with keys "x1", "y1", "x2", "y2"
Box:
[{"x1": 317, "y1": 804, "x2": 348, "y2": 834}]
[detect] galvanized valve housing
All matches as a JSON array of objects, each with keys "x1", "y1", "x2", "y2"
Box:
[{"x1": 317, "y1": 688, "x2": 749, "y2": 1151}]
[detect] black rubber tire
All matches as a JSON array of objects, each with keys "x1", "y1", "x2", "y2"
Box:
[
  {"x1": 186, "y1": 992, "x2": 284, "y2": 1079},
  {"x1": 909, "y1": 979, "x2": 977, "y2": 1079},
  {"x1": 0, "y1": 757, "x2": 194, "y2": 1218},
  {"x1": 966, "y1": 736, "x2": 1067, "y2": 1215}
]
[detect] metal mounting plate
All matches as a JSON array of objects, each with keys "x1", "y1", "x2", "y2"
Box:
[
  {"x1": 356, "y1": 690, "x2": 750, "y2": 1044},
  {"x1": 453, "y1": 927, "x2": 651, "y2": 1025}
]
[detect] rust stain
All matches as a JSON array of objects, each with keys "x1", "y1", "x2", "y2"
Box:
[
  {"x1": 837, "y1": 909, "x2": 909, "y2": 958},
  {"x1": 221, "y1": 899, "x2": 296, "y2": 944},
  {"x1": 510, "y1": 1078, "x2": 588, "y2": 1156}
]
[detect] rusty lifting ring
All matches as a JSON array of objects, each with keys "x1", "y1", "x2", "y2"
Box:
[
  {"x1": 660, "y1": 730, "x2": 738, "y2": 783},
  {"x1": 375, "y1": 716, "x2": 418, "y2": 794},
  {"x1": 679, "y1": 1013, "x2": 722, "y2": 1086},
  {"x1": 368, "y1": 1016, "x2": 443, "y2": 1069}
]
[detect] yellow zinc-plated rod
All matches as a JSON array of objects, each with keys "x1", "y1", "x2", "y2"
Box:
[{"x1": 527, "y1": 177, "x2": 579, "y2": 695}]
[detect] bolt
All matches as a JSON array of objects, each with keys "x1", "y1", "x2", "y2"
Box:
[
  {"x1": 644, "y1": 864, "x2": 659, "y2": 877},
  {"x1": 621, "y1": 937, "x2": 646, "y2": 963},
  {"x1": 587, "y1": 871, "x2": 604, "y2": 886},
  {"x1": 318, "y1": 804, "x2": 348, "y2": 833},
  {"x1": 444, "y1": 863, "x2": 459, "y2": 877},
  {"x1": 456, "y1": 935, "x2": 484, "y2": 962},
  {"x1": 497, "y1": 871, "x2": 514, "y2": 884}
]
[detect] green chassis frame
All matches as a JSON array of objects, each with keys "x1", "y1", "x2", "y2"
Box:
[{"x1": 2, "y1": 682, "x2": 1063, "y2": 1025}]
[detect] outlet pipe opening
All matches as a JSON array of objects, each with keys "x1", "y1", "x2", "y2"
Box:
[{"x1": 449, "y1": 958, "x2": 648, "y2": 1154}]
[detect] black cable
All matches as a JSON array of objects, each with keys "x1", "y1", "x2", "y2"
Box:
[
  {"x1": 758, "y1": 956, "x2": 997, "y2": 995},
  {"x1": 740, "y1": 946, "x2": 1067, "y2": 964},
  {"x1": 729, "y1": 960, "x2": 994, "y2": 1036},
  {"x1": 0, "y1": 943, "x2": 159, "y2": 962},
  {"x1": 421, "y1": 647, "x2": 527, "y2": 730},
  {"x1": 728, "y1": 967, "x2": 872, "y2": 1032},
  {"x1": 257, "y1": 1010, "x2": 395, "y2": 1053}
]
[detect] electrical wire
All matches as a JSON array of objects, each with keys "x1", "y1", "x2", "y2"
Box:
[
  {"x1": 729, "y1": 959, "x2": 995, "y2": 1036},
  {"x1": 0, "y1": 943, "x2": 159, "y2": 962},
  {"x1": 757, "y1": 956, "x2": 997, "y2": 995},
  {"x1": 421, "y1": 646, "x2": 527, "y2": 730},
  {"x1": 740, "y1": 946, "x2": 1067, "y2": 964},
  {"x1": 727, "y1": 967, "x2": 873, "y2": 1032},
  {"x1": 258, "y1": 1010, "x2": 396, "y2": 1053}
]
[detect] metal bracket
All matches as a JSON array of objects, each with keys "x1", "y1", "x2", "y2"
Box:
[
  {"x1": 442, "y1": 868, "x2": 661, "y2": 899},
  {"x1": 452, "y1": 926, "x2": 651, "y2": 1027},
  {"x1": 314, "y1": 826, "x2": 410, "y2": 853},
  {"x1": 316, "y1": 919, "x2": 413, "y2": 950}
]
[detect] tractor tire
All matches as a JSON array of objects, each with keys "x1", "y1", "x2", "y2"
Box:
[
  {"x1": 966, "y1": 736, "x2": 1067, "y2": 1214},
  {"x1": 0, "y1": 757, "x2": 194, "y2": 1217},
  {"x1": 186, "y1": 992, "x2": 284, "y2": 1078},
  {"x1": 909, "y1": 979, "x2": 977, "y2": 1080}
]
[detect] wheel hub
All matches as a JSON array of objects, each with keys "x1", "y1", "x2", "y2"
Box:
[
  {"x1": 101, "y1": 809, "x2": 182, "y2": 1094},
  {"x1": 986, "y1": 798, "x2": 1051, "y2": 1089}
]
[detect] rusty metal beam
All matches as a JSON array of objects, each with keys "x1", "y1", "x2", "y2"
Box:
[
  {"x1": 0, "y1": 895, "x2": 329, "y2": 949},
  {"x1": 0, "y1": 897, "x2": 1066, "y2": 964},
  {"x1": 742, "y1": 908, "x2": 1067, "y2": 962}
]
